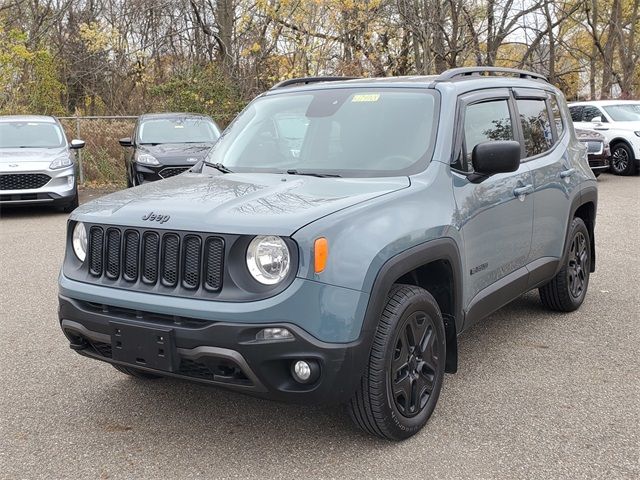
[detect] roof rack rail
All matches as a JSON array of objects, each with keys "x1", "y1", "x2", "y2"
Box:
[
  {"x1": 271, "y1": 76, "x2": 358, "y2": 89},
  {"x1": 436, "y1": 67, "x2": 548, "y2": 82}
]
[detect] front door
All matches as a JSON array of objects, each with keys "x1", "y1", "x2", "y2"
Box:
[{"x1": 452, "y1": 90, "x2": 534, "y2": 310}]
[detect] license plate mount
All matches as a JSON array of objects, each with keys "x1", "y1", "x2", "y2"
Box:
[{"x1": 110, "y1": 322, "x2": 176, "y2": 372}]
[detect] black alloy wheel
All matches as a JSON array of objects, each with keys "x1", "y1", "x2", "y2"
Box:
[
  {"x1": 348, "y1": 284, "x2": 446, "y2": 440},
  {"x1": 539, "y1": 217, "x2": 591, "y2": 312},
  {"x1": 391, "y1": 310, "x2": 439, "y2": 417},
  {"x1": 567, "y1": 231, "x2": 588, "y2": 300}
]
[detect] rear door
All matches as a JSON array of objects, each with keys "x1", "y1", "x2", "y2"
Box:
[
  {"x1": 517, "y1": 91, "x2": 580, "y2": 274},
  {"x1": 452, "y1": 89, "x2": 534, "y2": 309}
]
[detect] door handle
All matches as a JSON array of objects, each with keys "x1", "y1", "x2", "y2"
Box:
[
  {"x1": 513, "y1": 184, "x2": 534, "y2": 197},
  {"x1": 560, "y1": 168, "x2": 576, "y2": 178}
]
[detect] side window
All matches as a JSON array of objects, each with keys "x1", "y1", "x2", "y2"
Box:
[
  {"x1": 582, "y1": 106, "x2": 606, "y2": 123},
  {"x1": 549, "y1": 95, "x2": 564, "y2": 138},
  {"x1": 463, "y1": 99, "x2": 514, "y2": 165},
  {"x1": 517, "y1": 99, "x2": 553, "y2": 157},
  {"x1": 569, "y1": 106, "x2": 583, "y2": 122}
]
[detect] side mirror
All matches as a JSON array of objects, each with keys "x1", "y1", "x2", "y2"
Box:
[
  {"x1": 470, "y1": 140, "x2": 521, "y2": 182},
  {"x1": 69, "y1": 139, "x2": 85, "y2": 149},
  {"x1": 119, "y1": 137, "x2": 133, "y2": 147},
  {"x1": 590, "y1": 116, "x2": 602, "y2": 123}
]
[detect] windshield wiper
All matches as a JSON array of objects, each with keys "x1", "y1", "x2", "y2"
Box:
[
  {"x1": 207, "y1": 162, "x2": 233, "y2": 173},
  {"x1": 286, "y1": 169, "x2": 341, "y2": 178}
]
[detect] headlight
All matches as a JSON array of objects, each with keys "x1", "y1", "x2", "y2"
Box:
[
  {"x1": 246, "y1": 235, "x2": 290, "y2": 285},
  {"x1": 49, "y1": 156, "x2": 73, "y2": 169},
  {"x1": 136, "y1": 153, "x2": 160, "y2": 165},
  {"x1": 72, "y1": 222, "x2": 87, "y2": 262}
]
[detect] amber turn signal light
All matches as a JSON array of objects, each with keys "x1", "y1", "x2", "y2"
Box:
[{"x1": 314, "y1": 237, "x2": 328, "y2": 273}]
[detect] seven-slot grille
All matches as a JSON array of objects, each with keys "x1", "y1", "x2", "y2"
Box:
[
  {"x1": 88, "y1": 226, "x2": 224, "y2": 292},
  {"x1": 0, "y1": 173, "x2": 51, "y2": 190}
]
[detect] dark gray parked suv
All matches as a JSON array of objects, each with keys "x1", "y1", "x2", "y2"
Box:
[{"x1": 59, "y1": 67, "x2": 597, "y2": 440}]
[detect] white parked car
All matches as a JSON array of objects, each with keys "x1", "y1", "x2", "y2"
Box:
[{"x1": 568, "y1": 100, "x2": 640, "y2": 175}]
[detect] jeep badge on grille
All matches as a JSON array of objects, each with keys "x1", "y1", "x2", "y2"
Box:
[{"x1": 142, "y1": 211, "x2": 171, "y2": 224}]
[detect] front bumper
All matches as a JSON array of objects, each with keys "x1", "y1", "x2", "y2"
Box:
[
  {"x1": 59, "y1": 295, "x2": 366, "y2": 404},
  {"x1": 587, "y1": 153, "x2": 610, "y2": 172},
  {"x1": 0, "y1": 166, "x2": 76, "y2": 206}
]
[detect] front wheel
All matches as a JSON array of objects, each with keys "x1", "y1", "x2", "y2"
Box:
[
  {"x1": 539, "y1": 217, "x2": 591, "y2": 312},
  {"x1": 610, "y1": 143, "x2": 636, "y2": 176},
  {"x1": 348, "y1": 284, "x2": 446, "y2": 441}
]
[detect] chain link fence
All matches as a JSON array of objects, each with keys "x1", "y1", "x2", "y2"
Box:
[{"x1": 58, "y1": 114, "x2": 236, "y2": 186}]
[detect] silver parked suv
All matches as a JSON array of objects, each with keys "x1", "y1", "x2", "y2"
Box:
[{"x1": 0, "y1": 115, "x2": 84, "y2": 212}]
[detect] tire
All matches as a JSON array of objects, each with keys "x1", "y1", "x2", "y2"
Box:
[
  {"x1": 347, "y1": 284, "x2": 446, "y2": 441},
  {"x1": 112, "y1": 364, "x2": 163, "y2": 379},
  {"x1": 61, "y1": 190, "x2": 79, "y2": 213},
  {"x1": 539, "y1": 217, "x2": 591, "y2": 312},
  {"x1": 610, "y1": 143, "x2": 636, "y2": 176}
]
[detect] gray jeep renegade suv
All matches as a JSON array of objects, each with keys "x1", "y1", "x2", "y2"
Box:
[{"x1": 59, "y1": 67, "x2": 597, "y2": 440}]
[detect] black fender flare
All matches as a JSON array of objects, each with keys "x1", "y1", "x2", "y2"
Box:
[
  {"x1": 558, "y1": 185, "x2": 598, "y2": 275},
  {"x1": 354, "y1": 237, "x2": 464, "y2": 376}
]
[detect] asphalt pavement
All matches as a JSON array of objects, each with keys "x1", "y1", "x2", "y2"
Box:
[{"x1": 0, "y1": 175, "x2": 638, "y2": 479}]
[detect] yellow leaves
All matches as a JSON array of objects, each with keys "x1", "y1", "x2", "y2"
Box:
[
  {"x1": 79, "y1": 21, "x2": 121, "y2": 53},
  {"x1": 241, "y1": 42, "x2": 262, "y2": 57}
]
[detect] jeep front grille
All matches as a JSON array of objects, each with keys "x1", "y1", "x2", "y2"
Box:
[
  {"x1": 0, "y1": 173, "x2": 51, "y2": 190},
  {"x1": 87, "y1": 226, "x2": 224, "y2": 294}
]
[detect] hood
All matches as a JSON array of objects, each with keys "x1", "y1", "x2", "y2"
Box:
[
  {"x1": 610, "y1": 120, "x2": 640, "y2": 131},
  {"x1": 72, "y1": 171, "x2": 410, "y2": 236},
  {"x1": 0, "y1": 146, "x2": 69, "y2": 172},
  {"x1": 139, "y1": 143, "x2": 214, "y2": 166}
]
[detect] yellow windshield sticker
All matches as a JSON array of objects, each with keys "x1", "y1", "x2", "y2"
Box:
[{"x1": 352, "y1": 93, "x2": 380, "y2": 102}]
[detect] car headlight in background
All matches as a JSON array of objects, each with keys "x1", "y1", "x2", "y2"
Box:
[
  {"x1": 49, "y1": 156, "x2": 73, "y2": 169},
  {"x1": 72, "y1": 222, "x2": 87, "y2": 262},
  {"x1": 136, "y1": 153, "x2": 160, "y2": 165},
  {"x1": 246, "y1": 235, "x2": 290, "y2": 284}
]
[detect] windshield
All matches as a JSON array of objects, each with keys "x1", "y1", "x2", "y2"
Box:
[
  {"x1": 603, "y1": 104, "x2": 640, "y2": 122},
  {"x1": 138, "y1": 117, "x2": 220, "y2": 144},
  {"x1": 0, "y1": 121, "x2": 65, "y2": 148},
  {"x1": 205, "y1": 88, "x2": 438, "y2": 177}
]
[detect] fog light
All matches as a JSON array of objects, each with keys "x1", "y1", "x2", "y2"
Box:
[
  {"x1": 67, "y1": 175, "x2": 75, "y2": 188},
  {"x1": 291, "y1": 359, "x2": 320, "y2": 384},
  {"x1": 256, "y1": 328, "x2": 293, "y2": 341}
]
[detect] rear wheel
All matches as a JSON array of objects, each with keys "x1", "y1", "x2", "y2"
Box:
[
  {"x1": 539, "y1": 217, "x2": 591, "y2": 312},
  {"x1": 610, "y1": 143, "x2": 635, "y2": 175},
  {"x1": 112, "y1": 364, "x2": 162, "y2": 379},
  {"x1": 348, "y1": 284, "x2": 446, "y2": 441}
]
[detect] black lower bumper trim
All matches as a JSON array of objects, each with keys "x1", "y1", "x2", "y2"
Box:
[{"x1": 58, "y1": 295, "x2": 366, "y2": 404}]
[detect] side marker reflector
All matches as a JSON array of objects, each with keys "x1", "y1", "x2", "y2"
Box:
[{"x1": 314, "y1": 237, "x2": 328, "y2": 273}]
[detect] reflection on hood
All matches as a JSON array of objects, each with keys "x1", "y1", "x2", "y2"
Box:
[{"x1": 72, "y1": 171, "x2": 410, "y2": 236}]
